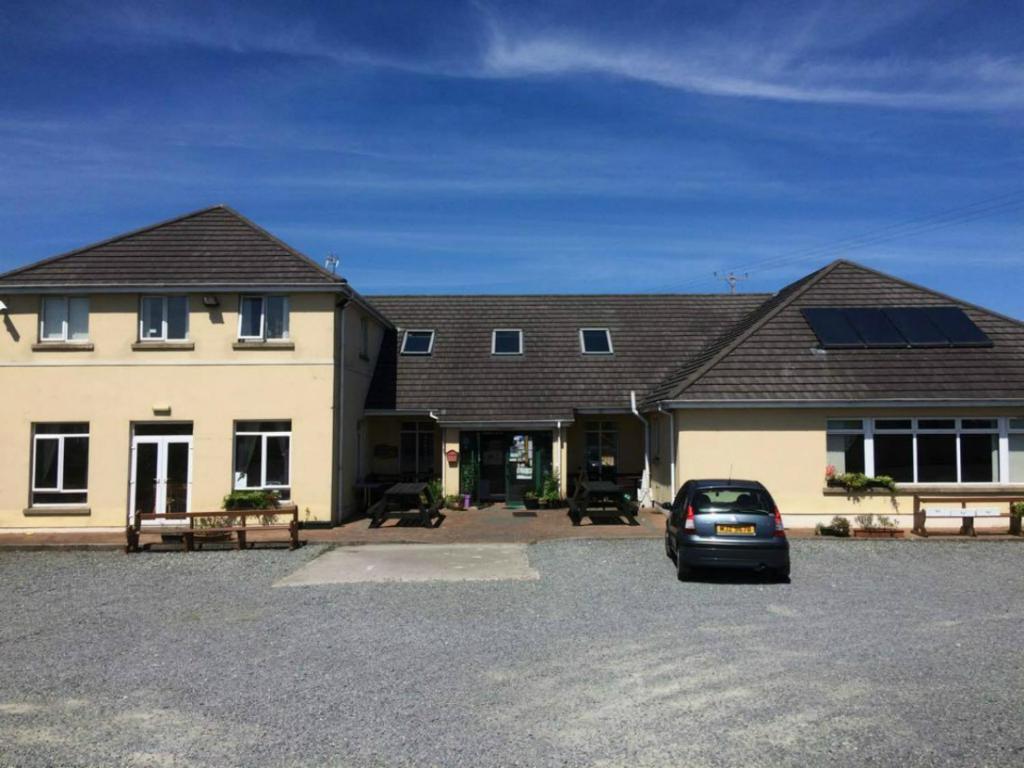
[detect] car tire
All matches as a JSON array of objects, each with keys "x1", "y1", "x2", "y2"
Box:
[
  {"x1": 665, "y1": 536, "x2": 676, "y2": 562},
  {"x1": 676, "y1": 558, "x2": 692, "y2": 582}
]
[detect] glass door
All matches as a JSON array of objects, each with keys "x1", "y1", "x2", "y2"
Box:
[{"x1": 130, "y1": 425, "x2": 193, "y2": 523}]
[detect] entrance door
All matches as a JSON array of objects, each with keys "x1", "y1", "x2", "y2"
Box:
[
  {"x1": 130, "y1": 425, "x2": 193, "y2": 523},
  {"x1": 479, "y1": 433, "x2": 508, "y2": 501}
]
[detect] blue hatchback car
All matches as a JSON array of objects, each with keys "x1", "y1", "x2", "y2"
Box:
[{"x1": 664, "y1": 479, "x2": 790, "y2": 582}]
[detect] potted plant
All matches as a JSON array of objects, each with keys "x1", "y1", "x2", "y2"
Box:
[
  {"x1": 825, "y1": 464, "x2": 839, "y2": 487},
  {"x1": 540, "y1": 472, "x2": 563, "y2": 509},
  {"x1": 1011, "y1": 502, "x2": 1023, "y2": 536},
  {"x1": 444, "y1": 494, "x2": 463, "y2": 511},
  {"x1": 853, "y1": 513, "x2": 905, "y2": 539},
  {"x1": 829, "y1": 472, "x2": 897, "y2": 493},
  {"x1": 523, "y1": 491, "x2": 540, "y2": 510},
  {"x1": 815, "y1": 515, "x2": 851, "y2": 537}
]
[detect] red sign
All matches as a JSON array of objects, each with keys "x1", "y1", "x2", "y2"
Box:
[{"x1": 446, "y1": 449, "x2": 459, "y2": 464}]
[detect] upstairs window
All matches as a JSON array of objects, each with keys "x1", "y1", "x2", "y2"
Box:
[
  {"x1": 140, "y1": 296, "x2": 189, "y2": 341},
  {"x1": 31, "y1": 423, "x2": 89, "y2": 506},
  {"x1": 233, "y1": 421, "x2": 291, "y2": 500},
  {"x1": 401, "y1": 330, "x2": 434, "y2": 355},
  {"x1": 580, "y1": 328, "x2": 613, "y2": 354},
  {"x1": 239, "y1": 296, "x2": 289, "y2": 341},
  {"x1": 492, "y1": 329, "x2": 523, "y2": 355},
  {"x1": 40, "y1": 297, "x2": 89, "y2": 342}
]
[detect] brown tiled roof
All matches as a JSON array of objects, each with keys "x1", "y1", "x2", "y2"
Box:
[
  {"x1": 364, "y1": 293, "x2": 767, "y2": 423},
  {"x1": 650, "y1": 260, "x2": 1024, "y2": 404},
  {"x1": 0, "y1": 205, "x2": 345, "y2": 288}
]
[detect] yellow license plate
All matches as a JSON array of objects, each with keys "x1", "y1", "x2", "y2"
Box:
[{"x1": 716, "y1": 524, "x2": 756, "y2": 536}]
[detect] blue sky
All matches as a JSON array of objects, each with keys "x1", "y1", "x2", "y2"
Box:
[{"x1": 1, "y1": 0, "x2": 1022, "y2": 314}]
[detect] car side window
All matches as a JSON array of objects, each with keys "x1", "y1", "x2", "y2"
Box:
[{"x1": 670, "y1": 485, "x2": 689, "y2": 524}]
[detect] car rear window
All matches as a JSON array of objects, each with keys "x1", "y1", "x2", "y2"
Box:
[{"x1": 691, "y1": 488, "x2": 773, "y2": 514}]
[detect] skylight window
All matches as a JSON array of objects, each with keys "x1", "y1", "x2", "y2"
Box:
[
  {"x1": 801, "y1": 307, "x2": 992, "y2": 350},
  {"x1": 401, "y1": 329, "x2": 435, "y2": 355},
  {"x1": 580, "y1": 328, "x2": 613, "y2": 354},
  {"x1": 492, "y1": 329, "x2": 523, "y2": 355}
]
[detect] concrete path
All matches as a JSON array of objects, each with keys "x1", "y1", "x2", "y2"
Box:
[{"x1": 273, "y1": 543, "x2": 539, "y2": 586}]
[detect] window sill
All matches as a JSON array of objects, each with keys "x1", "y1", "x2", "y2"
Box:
[
  {"x1": 233, "y1": 340, "x2": 295, "y2": 350},
  {"x1": 132, "y1": 341, "x2": 195, "y2": 351},
  {"x1": 23, "y1": 506, "x2": 91, "y2": 517},
  {"x1": 32, "y1": 342, "x2": 94, "y2": 352}
]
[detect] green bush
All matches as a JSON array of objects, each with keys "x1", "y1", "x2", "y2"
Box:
[
  {"x1": 541, "y1": 470, "x2": 561, "y2": 504},
  {"x1": 1011, "y1": 502, "x2": 1024, "y2": 518},
  {"x1": 815, "y1": 515, "x2": 851, "y2": 537},
  {"x1": 833, "y1": 473, "x2": 896, "y2": 492},
  {"x1": 222, "y1": 489, "x2": 281, "y2": 510}
]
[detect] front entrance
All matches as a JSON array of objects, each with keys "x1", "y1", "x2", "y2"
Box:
[
  {"x1": 461, "y1": 431, "x2": 553, "y2": 506},
  {"x1": 129, "y1": 423, "x2": 193, "y2": 523}
]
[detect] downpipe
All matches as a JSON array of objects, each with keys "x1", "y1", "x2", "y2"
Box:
[{"x1": 630, "y1": 391, "x2": 652, "y2": 509}]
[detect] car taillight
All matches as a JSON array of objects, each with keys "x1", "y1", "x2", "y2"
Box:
[
  {"x1": 683, "y1": 505, "x2": 696, "y2": 533},
  {"x1": 773, "y1": 505, "x2": 786, "y2": 537}
]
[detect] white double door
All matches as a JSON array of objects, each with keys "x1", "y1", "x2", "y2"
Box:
[{"x1": 130, "y1": 432, "x2": 193, "y2": 524}]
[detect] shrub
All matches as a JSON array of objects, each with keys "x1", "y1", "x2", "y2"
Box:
[
  {"x1": 541, "y1": 471, "x2": 561, "y2": 504},
  {"x1": 833, "y1": 473, "x2": 896, "y2": 492},
  {"x1": 815, "y1": 515, "x2": 851, "y2": 537},
  {"x1": 220, "y1": 489, "x2": 282, "y2": 526},
  {"x1": 1011, "y1": 502, "x2": 1024, "y2": 518}
]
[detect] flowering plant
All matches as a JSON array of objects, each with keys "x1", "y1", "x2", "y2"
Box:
[{"x1": 825, "y1": 464, "x2": 837, "y2": 480}]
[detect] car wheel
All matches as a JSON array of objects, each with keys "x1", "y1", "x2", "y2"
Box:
[
  {"x1": 676, "y1": 558, "x2": 693, "y2": 582},
  {"x1": 664, "y1": 536, "x2": 676, "y2": 562}
]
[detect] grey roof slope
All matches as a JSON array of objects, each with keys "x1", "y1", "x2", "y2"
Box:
[
  {"x1": 0, "y1": 205, "x2": 346, "y2": 288},
  {"x1": 364, "y1": 294, "x2": 767, "y2": 422},
  {"x1": 649, "y1": 260, "x2": 1024, "y2": 404}
]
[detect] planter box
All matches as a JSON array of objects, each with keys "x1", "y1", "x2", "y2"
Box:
[
  {"x1": 523, "y1": 498, "x2": 540, "y2": 510},
  {"x1": 853, "y1": 528, "x2": 905, "y2": 539}
]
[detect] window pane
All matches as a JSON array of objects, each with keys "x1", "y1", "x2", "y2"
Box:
[
  {"x1": 581, "y1": 329, "x2": 611, "y2": 353},
  {"x1": 827, "y1": 419, "x2": 863, "y2": 432},
  {"x1": 1010, "y1": 419, "x2": 1024, "y2": 432},
  {"x1": 62, "y1": 437, "x2": 89, "y2": 490},
  {"x1": 874, "y1": 434, "x2": 913, "y2": 482},
  {"x1": 1010, "y1": 435, "x2": 1024, "y2": 483},
  {"x1": 35, "y1": 422, "x2": 89, "y2": 435},
  {"x1": 265, "y1": 296, "x2": 288, "y2": 339},
  {"x1": 68, "y1": 298, "x2": 89, "y2": 340},
  {"x1": 962, "y1": 419, "x2": 997, "y2": 431},
  {"x1": 402, "y1": 331, "x2": 433, "y2": 354},
  {"x1": 418, "y1": 431, "x2": 434, "y2": 475},
  {"x1": 493, "y1": 330, "x2": 521, "y2": 354},
  {"x1": 827, "y1": 434, "x2": 865, "y2": 474},
  {"x1": 34, "y1": 438, "x2": 60, "y2": 489},
  {"x1": 961, "y1": 434, "x2": 998, "y2": 483},
  {"x1": 33, "y1": 491, "x2": 86, "y2": 505},
  {"x1": 875, "y1": 419, "x2": 912, "y2": 431},
  {"x1": 166, "y1": 296, "x2": 188, "y2": 339},
  {"x1": 919, "y1": 419, "x2": 955, "y2": 431},
  {"x1": 234, "y1": 435, "x2": 262, "y2": 488},
  {"x1": 237, "y1": 421, "x2": 290, "y2": 433},
  {"x1": 240, "y1": 297, "x2": 263, "y2": 338},
  {"x1": 141, "y1": 297, "x2": 164, "y2": 339},
  {"x1": 400, "y1": 432, "x2": 418, "y2": 474},
  {"x1": 41, "y1": 298, "x2": 66, "y2": 340},
  {"x1": 917, "y1": 435, "x2": 957, "y2": 482},
  {"x1": 265, "y1": 435, "x2": 290, "y2": 486}
]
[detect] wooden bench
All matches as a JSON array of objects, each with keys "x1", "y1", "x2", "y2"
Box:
[
  {"x1": 125, "y1": 506, "x2": 301, "y2": 553},
  {"x1": 568, "y1": 479, "x2": 639, "y2": 526},
  {"x1": 368, "y1": 482, "x2": 442, "y2": 528},
  {"x1": 911, "y1": 496, "x2": 1022, "y2": 537}
]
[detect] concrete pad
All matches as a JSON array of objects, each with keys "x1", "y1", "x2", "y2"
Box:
[{"x1": 273, "y1": 543, "x2": 539, "y2": 586}]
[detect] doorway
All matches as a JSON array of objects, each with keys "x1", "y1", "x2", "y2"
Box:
[
  {"x1": 463, "y1": 431, "x2": 553, "y2": 506},
  {"x1": 129, "y1": 423, "x2": 193, "y2": 523}
]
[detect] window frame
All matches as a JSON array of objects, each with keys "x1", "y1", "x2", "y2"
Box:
[
  {"x1": 399, "y1": 421, "x2": 436, "y2": 477},
  {"x1": 30, "y1": 423, "x2": 90, "y2": 506},
  {"x1": 579, "y1": 328, "x2": 614, "y2": 355},
  {"x1": 584, "y1": 420, "x2": 619, "y2": 477},
  {"x1": 237, "y1": 295, "x2": 290, "y2": 341},
  {"x1": 232, "y1": 420, "x2": 292, "y2": 499},
  {"x1": 400, "y1": 329, "x2": 435, "y2": 355},
  {"x1": 138, "y1": 295, "x2": 190, "y2": 342},
  {"x1": 39, "y1": 296, "x2": 90, "y2": 342},
  {"x1": 491, "y1": 328, "x2": 524, "y2": 356},
  {"x1": 827, "y1": 417, "x2": 1012, "y2": 485}
]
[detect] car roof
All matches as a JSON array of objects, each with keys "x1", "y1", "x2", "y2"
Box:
[{"x1": 688, "y1": 479, "x2": 766, "y2": 490}]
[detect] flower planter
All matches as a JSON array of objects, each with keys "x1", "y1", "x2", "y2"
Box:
[
  {"x1": 853, "y1": 528, "x2": 905, "y2": 539},
  {"x1": 1010, "y1": 516, "x2": 1022, "y2": 536},
  {"x1": 523, "y1": 497, "x2": 540, "y2": 510}
]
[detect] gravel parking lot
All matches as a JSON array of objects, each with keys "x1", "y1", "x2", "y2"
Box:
[{"x1": 1, "y1": 540, "x2": 1022, "y2": 768}]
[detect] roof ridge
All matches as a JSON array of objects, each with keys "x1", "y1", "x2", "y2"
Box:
[
  {"x1": 0, "y1": 204, "x2": 226, "y2": 282},
  {"x1": 645, "y1": 260, "x2": 844, "y2": 404},
  {"x1": 366, "y1": 292, "x2": 773, "y2": 299}
]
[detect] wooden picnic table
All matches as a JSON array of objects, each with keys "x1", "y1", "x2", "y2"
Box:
[
  {"x1": 568, "y1": 479, "x2": 639, "y2": 526},
  {"x1": 368, "y1": 482, "x2": 442, "y2": 528}
]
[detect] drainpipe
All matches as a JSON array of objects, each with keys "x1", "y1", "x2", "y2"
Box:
[
  {"x1": 556, "y1": 420, "x2": 564, "y2": 496},
  {"x1": 428, "y1": 410, "x2": 442, "y2": 493},
  {"x1": 630, "y1": 391, "x2": 652, "y2": 509},
  {"x1": 331, "y1": 297, "x2": 350, "y2": 525},
  {"x1": 658, "y1": 404, "x2": 676, "y2": 498}
]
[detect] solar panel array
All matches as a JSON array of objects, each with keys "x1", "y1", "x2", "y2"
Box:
[{"x1": 801, "y1": 307, "x2": 993, "y2": 349}]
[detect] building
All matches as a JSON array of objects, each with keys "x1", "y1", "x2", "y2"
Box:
[{"x1": 2, "y1": 207, "x2": 1022, "y2": 531}]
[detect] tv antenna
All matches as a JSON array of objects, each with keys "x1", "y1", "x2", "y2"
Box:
[
  {"x1": 325, "y1": 252, "x2": 340, "y2": 275},
  {"x1": 714, "y1": 271, "x2": 749, "y2": 294}
]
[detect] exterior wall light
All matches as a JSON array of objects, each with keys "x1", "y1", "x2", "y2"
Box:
[{"x1": 202, "y1": 295, "x2": 220, "y2": 308}]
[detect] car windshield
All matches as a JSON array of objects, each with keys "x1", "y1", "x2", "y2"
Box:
[{"x1": 692, "y1": 488, "x2": 772, "y2": 514}]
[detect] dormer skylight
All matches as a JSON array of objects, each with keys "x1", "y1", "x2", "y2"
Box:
[
  {"x1": 401, "y1": 329, "x2": 435, "y2": 355},
  {"x1": 492, "y1": 329, "x2": 523, "y2": 355},
  {"x1": 580, "y1": 328, "x2": 613, "y2": 354}
]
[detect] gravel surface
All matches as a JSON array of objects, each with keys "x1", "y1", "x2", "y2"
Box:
[{"x1": 1, "y1": 540, "x2": 1022, "y2": 767}]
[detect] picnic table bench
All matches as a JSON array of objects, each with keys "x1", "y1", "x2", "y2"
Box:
[
  {"x1": 125, "y1": 507, "x2": 301, "y2": 553},
  {"x1": 911, "y1": 495, "x2": 1023, "y2": 537},
  {"x1": 568, "y1": 479, "x2": 639, "y2": 526},
  {"x1": 368, "y1": 482, "x2": 442, "y2": 528}
]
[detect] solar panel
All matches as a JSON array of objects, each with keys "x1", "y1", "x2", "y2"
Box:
[
  {"x1": 844, "y1": 308, "x2": 906, "y2": 348},
  {"x1": 884, "y1": 308, "x2": 948, "y2": 347},
  {"x1": 924, "y1": 307, "x2": 992, "y2": 347},
  {"x1": 801, "y1": 308, "x2": 863, "y2": 348}
]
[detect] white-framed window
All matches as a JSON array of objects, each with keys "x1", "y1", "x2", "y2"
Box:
[
  {"x1": 39, "y1": 296, "x2": 89, "y2": 342},
  {"x1": 827, "y1": 417, "x2": 1009, "y2": 484},
  {"x1": 401, "y1": 329, "x2": 434, "y2": 355},
  {"x1": 580, "y1": 328, "x2": 613, "y2": 354},
  {"x1": 139, "y1": 295, "x2": 189, "y2": 341},
  {"x1": 238, "y1": 295, "x2": 289, "y2": 341},
  {"x1": 233, "y1": 421, "x2": 291, "y2": 500},
  {"x1": 585, "y1": 421, "x2": 618, "y2": 479},
  {"x1": 360, "y1": 316, "x2": 370, "y2": 358},
  {"x1": 400, "y1": 421, "x2": 436, "y2": 478},
  {"x1": 492, "y1": 329, "x2": 523, "y2": 355},
  {"x1": 31, "y1": 423, "x2": 89, "y2": 506}
]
